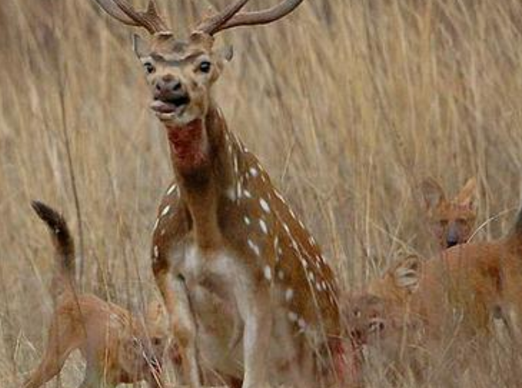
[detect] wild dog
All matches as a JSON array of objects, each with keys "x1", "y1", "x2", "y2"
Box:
[
  {"x1": 350, "y1": 204, "x2": 522, "y2": 345},
  {"x1": 23, "y1": 201, "x2": 168, "y2": 388},
  {"x1": 420, "y1": 177, "x2": 477, "y2": 249},
  {"x1": 343, "y1": 289, "x2": 425, "y2": 384}
]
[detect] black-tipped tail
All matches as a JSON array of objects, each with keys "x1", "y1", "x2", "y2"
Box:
[{"x1": 32, "y1": 201, "x2": 75, "y2": 281}]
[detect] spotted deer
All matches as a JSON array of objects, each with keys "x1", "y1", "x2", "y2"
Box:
[
  {"x1": 420, "y1": 177, "x2": 477, "y2": 249},
  {"x1": 93, "y1": 1, "x2": 351, "y2": 387}
]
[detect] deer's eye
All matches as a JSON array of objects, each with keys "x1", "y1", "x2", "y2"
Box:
[
  {"x1": 199, "y1": 61, "x2": 211, "y2": 73},
  {"x1": 144, "y1": 62, "x2": 155, "y2": 74}
]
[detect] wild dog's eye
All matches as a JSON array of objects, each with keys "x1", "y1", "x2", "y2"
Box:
[
  {"x1": 199, "y1": 61, "x2": 211, "y2": 73},
  {"x1": 143, "y1": 62, "x2": 155, "y2": 74}
]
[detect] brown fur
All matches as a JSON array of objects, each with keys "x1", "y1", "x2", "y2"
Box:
[
  {"x1": 346, "y1": 204, "x2": 522, "y2": 346},
  {"x1": 343, "y1": 290, "x2": 425, "y2": 383},
  {"x1": 142, "y1": 30, "x2": 345, "y2": 388},
  {"x1": 420, "y1": 177, "x2": 477, "y2": 249},
  {"x1": 94, "y1": 3, "x2": 353, "y2": 387},
  {"x1": 23, "y1": 202, "x2": 168, "y2": 388}
]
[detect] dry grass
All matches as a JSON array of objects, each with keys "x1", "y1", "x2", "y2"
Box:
[{"x1": 2, "y1": 0, "x2": 522, "y2": 386}]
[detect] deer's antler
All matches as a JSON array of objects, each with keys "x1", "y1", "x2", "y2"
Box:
[
  {"x1": 94, "y1": 0, "x2": 169, "y2": 34},
  {"x1": 196, "y1": 0, "x2": 304, "y2": 35}
]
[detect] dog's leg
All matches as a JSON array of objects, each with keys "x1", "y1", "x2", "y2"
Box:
[{"x1": 23, "y1": 317, "x2": 78, "y2": 388}]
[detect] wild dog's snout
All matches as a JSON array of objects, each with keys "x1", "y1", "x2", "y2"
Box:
[{"x1": 446, "y1": 222, "x2": 460, "y2": 247}]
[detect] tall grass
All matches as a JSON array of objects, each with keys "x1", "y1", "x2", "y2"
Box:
[{"x1": 1, "y1": 0, "x2": 522, "y2": 386}]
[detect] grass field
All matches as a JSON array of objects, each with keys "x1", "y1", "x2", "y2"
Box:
[{"x1": 2, "y1": 0, "x2": 522, "y2": 386}]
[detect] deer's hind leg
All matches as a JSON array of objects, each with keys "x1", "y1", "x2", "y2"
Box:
[{"x1": 23, "y1": 312, "x2": 82, "y2": 388}]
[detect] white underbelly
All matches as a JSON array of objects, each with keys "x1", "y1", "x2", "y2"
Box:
[{"x1": 176, "y1": 245, "x2": 312, "y2": 383}]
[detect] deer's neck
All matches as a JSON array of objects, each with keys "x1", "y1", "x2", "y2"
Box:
[{"x1": 165, "y1": 103, "x2": 237, "y2": 249}]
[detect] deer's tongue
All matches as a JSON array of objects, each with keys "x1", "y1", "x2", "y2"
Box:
[
  {"x1": 151, "y1": 100, "x2": 177, "y2": 114},
  {"x1": 167, "y1": 119, "x2": 207, "y2": 170}
]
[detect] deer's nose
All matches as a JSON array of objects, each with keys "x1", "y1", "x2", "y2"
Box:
[{"x1": 155, "y1": 76, "x2": 183, "y2": 96}]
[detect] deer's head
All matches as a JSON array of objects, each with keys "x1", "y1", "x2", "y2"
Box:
[{"x1": 95, "y1": 0, "x2": 303, "y2": 127}]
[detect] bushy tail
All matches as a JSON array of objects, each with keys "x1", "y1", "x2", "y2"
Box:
[{"x1": 31, "y1": 201, "x2": 76, "y2": 297}]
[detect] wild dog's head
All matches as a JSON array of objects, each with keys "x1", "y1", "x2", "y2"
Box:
[{"x1": 420, "y1": 177, "x2": 477, "y2": 249}]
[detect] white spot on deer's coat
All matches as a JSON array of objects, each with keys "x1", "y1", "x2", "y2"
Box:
[
  {"x1": 243, "y1": 190, "x2": 252, "y2": 199},
  {"x1": 248, "y1": 239, "x2": 260, "y2": 256},
  {"x1": 226, "y1": 187, "x2": 236, "y2": 201},
  {"x1": 264, "y1": 266, "x2": 272, "y2": 281},
  {"x1": 153, "y1": 245, "x2": 159, "y2": 260},
  {"x1": 285, "y1": 289, "x2": 294, "y2": 302},
  {"x1": 236, "y1": 181, "x2": 242, "y2": 198},
  {"x1": 161, "y1": 205, "x2": 171, "y2": 218},
  {"x1": 249, "y1": 167, "x2": 258, "y2": 177},
  {"x1": 153, "y1": 218, "x2": 160, "y2": 232},
  {"x1": 259, "y1": 219, "x2": 268, "y2": 234},
  {"x1": 273, "y1": 190, "x2": 283, "y2": 201},
  {"x1": 260, "y1": 198, "x2": 270, "y2": 213},
  {"x1": 298, "y1": 318, "x2": 307, "y2": 330},
  {"x1": 166, "y1": 183, "x2": 177, "y2": 196},
  {"x1": 244, "y1": 216, "x2": 251, "y2": 226},
  {"x1": 233, "y1": 155, "x2": 239, "y2": 174}
]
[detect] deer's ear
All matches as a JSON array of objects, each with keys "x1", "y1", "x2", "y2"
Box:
[
  {"x1": 455, "y1": 177, "x2": 477, "y2": 210},
  {"x1": 132, "y1": 34, "x2": 150, "y2": 58},
  {"x1": 218, "y1": 45, "x2": 234, "y2": 62},
  {"x1": 420, "y1": 178, "x2": 446, "y2": 211}
]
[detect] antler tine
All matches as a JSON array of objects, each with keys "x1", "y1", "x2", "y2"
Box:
[
  {"x1": 210, "y1": 0, "x2": 304, "y2": 34},
  {"x1": 94, "y1": 0, "x2": 169, "y2": 34},
  {"x1": 196, "y1": 0, "x2": 251, "y2": 35}
]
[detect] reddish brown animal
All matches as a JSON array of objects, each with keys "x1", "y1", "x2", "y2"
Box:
[
  {"x1": 420, "y1": 177, "x2": 477, "y2": 249},
  {"x1": 23, "y1": 202, "x2": 167, "y2": 388},
  {"x1": 93, "y1": 1, "x2": 351, "y2": 387},
  {"x1": 347, "y1": 204, "x2": 522, "y2": 347}
]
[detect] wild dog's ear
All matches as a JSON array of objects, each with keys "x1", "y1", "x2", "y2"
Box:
[
  {"x1": 455, "y1": 177, "x2": 477, "y2": 210},
  {"x1": 389, "y1": 254, "x2": 421, "y2": 294},
  {"x1": 420, "y1": 178, "x2": 446, "y2": 211}
]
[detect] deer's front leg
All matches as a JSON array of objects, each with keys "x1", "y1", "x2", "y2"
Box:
[
  {"x1": 155, "y1": 270, "x2": 202, "y2": 387},
  {"x1": 237, "y1": 283, "x2": 273, "y2": 388}
]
